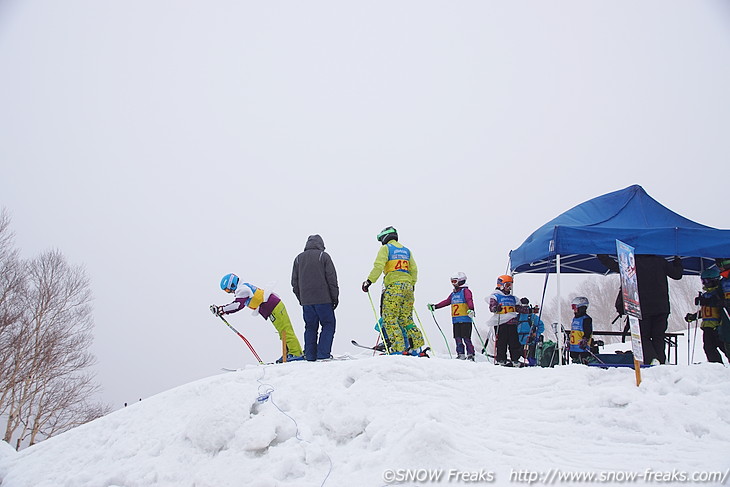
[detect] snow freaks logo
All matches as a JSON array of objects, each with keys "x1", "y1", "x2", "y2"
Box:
[{"x1": 382, "y1": 469, "x2": 496, "y2": 484}]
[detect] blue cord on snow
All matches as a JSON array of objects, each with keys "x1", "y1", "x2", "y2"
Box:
[{"x1": 256, "y1": 365, "x2": 333, "y2": 487}]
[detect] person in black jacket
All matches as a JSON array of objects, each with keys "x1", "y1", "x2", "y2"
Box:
[
  {"x1": 598, "y1": 254, "x2": 683, "y2": 364},
  {"x1": 291, "y1": 235, "x2": 340, "y2": 361}
]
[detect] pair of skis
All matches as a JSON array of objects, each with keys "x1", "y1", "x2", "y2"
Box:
[{"x1": 351, "y1": 340, "x2": 431, "y2": 357}]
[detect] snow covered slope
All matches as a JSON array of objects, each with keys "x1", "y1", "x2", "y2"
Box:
[{"x1": 1, "y1": 355, "x2": 729, "y2": 487}]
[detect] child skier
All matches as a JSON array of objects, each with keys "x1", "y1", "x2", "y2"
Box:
[
  {"x1": 427, "y1": 272, "x2": 476, "y2": 361},
  {"x1": 684, "y1": 268, "x2": 729, "y2": 364},
  {"x1": 485, "y1": 275, "x2": 521, "y2": 366},
  {"x1": 362, "y1": 226, "x2": 426, "y2": 355},
  {"x1": 516, "y1": 297, "x2": 545, "y2": 366},
  {"x1": 211, "y1": 273, "x2": 304, "y2": 362},
  {"x1": 569, "y1": 296, "x2": 593, "y2": 364}
]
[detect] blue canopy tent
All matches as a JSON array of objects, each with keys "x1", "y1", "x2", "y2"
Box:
[
  {"x1": 508, "y1": 184, "x2": 730, "y2": 365},
  {"x1": 509, "y1": 185, "x2": 730, "y2": 276}
]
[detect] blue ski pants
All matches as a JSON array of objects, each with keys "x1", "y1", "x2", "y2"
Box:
[{"x1": 302, "y1": 303, "x2": 336, "y2": 361}]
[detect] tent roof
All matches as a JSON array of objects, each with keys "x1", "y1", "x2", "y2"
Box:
[{"x1": 509, "y1": 185, "x2": 730, "y2": 275}]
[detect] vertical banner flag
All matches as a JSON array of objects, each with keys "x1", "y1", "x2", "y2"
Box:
[{"x1": 616, "y1": 240, "x2": 644, "y2": 384}]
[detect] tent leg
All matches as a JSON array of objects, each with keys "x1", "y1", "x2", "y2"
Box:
[{"x1": 557, "y1": 254, "x2": 563, "y2": 365}]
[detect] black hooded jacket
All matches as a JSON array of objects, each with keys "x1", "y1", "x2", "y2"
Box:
[
  {"x1": 598, "y1": 254, "x2": 683, "y2": 315},
  {"x1": 291, "y1": 235, "x2": 339, "y2": 307}
]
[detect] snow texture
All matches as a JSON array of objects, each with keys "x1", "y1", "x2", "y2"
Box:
[{"x1": 1, "y1": 350, "x2": 729, "y2": 487}]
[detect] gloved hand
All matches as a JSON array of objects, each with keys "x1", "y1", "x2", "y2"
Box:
[
  {"x1": 579, "y1": 338, "x2": 589, "y2": 350},
  {"x1": 333, "y1": 300, "x2": 338, "y2": 310},
  {"x1": 467, "y1": 309, "x2": 476, "y2": 319},
  {"x1": 427, "y1": 303, "x2": 436, "y2": 312},
  {"x1": 210, "y1": 305, "x2": 224, "y2": 317},
  {"x1": 496, "y1": 304, "x2": 503, "y2": 313},
  {"x1": 361, "y1": 280, "x2": 372, "y2": 292},
  {"x1": 695, "y1": 292, "x2": 702, "y2": 306},
  {"x1": 685, "y1": 312, "x2": 697, "y2": 323}
]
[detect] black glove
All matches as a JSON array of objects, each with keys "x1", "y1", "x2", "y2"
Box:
[
  {"x1": 332, "y1": 300, "x2": 338, "y2": 310},
  {"x1": 579, "y1": 338, "x2": 589, "y2": 349},
  {"x1": 695, "y1": 292, "x2": 702, "y2": 306},
  {"x1": 684, "y1": 313, "x2": 697, "y2": 323},
  {"x1": 361, "y1": 280, "x2": 372, "y2": 292},
  {"x1": 210, "y1": 305, "x2": 224, "y2": 317}
]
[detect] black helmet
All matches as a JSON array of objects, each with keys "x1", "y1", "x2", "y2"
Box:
[{"x1": 376, "y1": 226, "x2": 398, "y2": 244}]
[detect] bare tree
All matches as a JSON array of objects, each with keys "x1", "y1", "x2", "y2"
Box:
[
  {"x1": 0, "y1": 210, "x2": 26, "y2": 422},
  {"x1": 0, "y1": 212, "x2": 110, "y2": 449}
]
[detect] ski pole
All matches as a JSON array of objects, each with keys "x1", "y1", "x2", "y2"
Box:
[
  {"x1": 412, "y1": 309, "x2": 433, "y2": 353},
  {"x1": 691, "y1": 316, "x2": 699, "y2": 364},
  {"x1": 211, "y1": 307, "x2": 264, "y2": 364},
  {"x1": 367, "y1": 290, "x2": 391, "y2": 354},
  {"x1": 687, "y1": 314, "x2": 691, "y2": 366},
  {"x1": 428, "y1": 308, "x2": 452, "y2": 358}
]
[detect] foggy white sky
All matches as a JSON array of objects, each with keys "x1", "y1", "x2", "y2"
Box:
[{"x1": 1, "y1": 1, "x2": 729, "y2": 408}]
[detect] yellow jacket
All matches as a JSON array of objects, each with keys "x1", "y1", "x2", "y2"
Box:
[{"x1": 367, "y1": 241, "x2": 418, "y2": 286}]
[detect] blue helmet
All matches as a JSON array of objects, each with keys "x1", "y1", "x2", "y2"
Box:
[{"x1": 220, "y1": 273, "x2": 239, "y2": 292}]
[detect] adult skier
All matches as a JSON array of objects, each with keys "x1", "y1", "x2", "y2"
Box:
[{"x1": 291, "y1": 234, "x2": 339, "y2": 361}]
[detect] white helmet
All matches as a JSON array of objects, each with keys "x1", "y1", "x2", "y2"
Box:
[
  {"x1": 450, "y1": 272, "x2": 467, "y2": 286},
  {"x1": 571, "y1": 296, "x2": 589, "y2": 309}
]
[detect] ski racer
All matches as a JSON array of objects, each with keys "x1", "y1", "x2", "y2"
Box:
[
  {"x1": 361, "y1": 226, "x2": 425, "y2": 355},
  {"x1": 569, "y1": 296, "x2": 593, "y2": 364},
  {"x1": 684, "y1": 268, "x2": 730, "y2": 364},
  {"x1": 212, "y1": 273, "x2": 304, "y2": 362},
  {"x1": 427, "y1": 272, "x2": 476, "y2": 360},
  {"x1": 485, "y1": 275, "x2": 521, "y2": 365}
]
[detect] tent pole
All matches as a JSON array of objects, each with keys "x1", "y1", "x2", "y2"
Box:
[{"x1": 557, "y1": 254, "x2": 563, "y2": 365}]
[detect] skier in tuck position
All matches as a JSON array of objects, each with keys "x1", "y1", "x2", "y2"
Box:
[
  {"x1": 361, "y1": 226, "x2": 426, "y2": 355},
  {"x1": 427, "y1": 272, "x2": 476, "y2": 361},
  {"x1": 211, "y1": 273, "x2": 304, "y2": 362}
]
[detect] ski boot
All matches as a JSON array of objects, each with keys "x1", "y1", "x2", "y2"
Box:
[
  {"x1": 466, "y1": 354, "x2": 475, "y2": 362},
  {"x1": 275, "y1": 354, "x2": 305, "y2": 363},
  {"x1": 456, "y1": 353, "x2": 466, "y2": 360}
]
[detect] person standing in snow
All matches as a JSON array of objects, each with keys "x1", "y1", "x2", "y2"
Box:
[
  {"x1": 485, "y1": 275, "x2": 521, "y2": 365},
  {"x1": 716, "y1": 258, "x2": 730, "y2": 352},
  {"x1": 427, "y1": 272, "x2": 476, "y2": 360},
  {"x1": 598, "y1": 254, "x2": 682, "y2": 365},
  {"x1": 516, "y1": 297, "x2": 545, "y2": 366},
  {"x1": 211, "y1": 273, "x2": 304, "y2": 362},
  {"x1": 291, "y1": 234, "x2": 340, "y2": 361},
  {"x1": 569, "y1": 296, "x2": 593, "y2": 364},
  {"x1": 361, "y1": 226, "x2": 425, "y2": 355},
  {"x1": 684, "y1": 268, "x2": 729, "y2": 364}
]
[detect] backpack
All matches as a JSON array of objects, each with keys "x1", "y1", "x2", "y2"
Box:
[{"x1": 536, "y1": 340, "x2": 558, "y2": 367}]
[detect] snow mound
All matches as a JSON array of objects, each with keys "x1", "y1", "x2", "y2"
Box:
[{"x1": 1, "y1": 356, "x2": 729, "y2": 487}]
